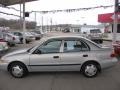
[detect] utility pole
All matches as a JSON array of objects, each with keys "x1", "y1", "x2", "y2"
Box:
[
  {"x1": 20, "y1": 4, "x2": 22, "y2": 30},
  {"x1": 113, "y1": 0, "x2": 119, "y2": 44},
  {"x1": 50, "y1": 18, "x2": 52, "y2": 32},
  {"x1": 23, "y1": 1, "x2": 26, "y2": 44},
  {"x1": 20, "y1": 4, "x2": 22, "y2": 19},
  {"x1": 34, "y1": 12, "x2": 36, "y2": 23},
  {"x1": 46, "y1": 18, "x2": 49, "y2": 32},
  {"x1": 41, "y1": 16, "x2": 43, "y2": 33}
]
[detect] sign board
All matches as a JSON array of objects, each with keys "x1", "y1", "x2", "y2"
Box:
[{"x1": 98, "y1": 12, "x2": 120, "y2": 23}]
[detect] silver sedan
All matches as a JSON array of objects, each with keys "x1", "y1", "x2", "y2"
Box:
[{"x1": 0, "y1": 35, "x2": 118, "y2": 78}]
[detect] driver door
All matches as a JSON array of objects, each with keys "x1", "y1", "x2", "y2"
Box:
[{"x1": 29, "y1": 39, "x2": 62, "y2": 71}]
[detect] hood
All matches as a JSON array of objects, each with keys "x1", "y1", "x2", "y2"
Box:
[{"x1": 2, "y1": 48, "x2": 28, "y2": 58}]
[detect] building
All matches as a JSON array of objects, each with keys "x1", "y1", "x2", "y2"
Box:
[
  {"x1": 98, "y1": 12, "x2": 120, "y2": 41},
  {"x1": 37, "y1": 24, "x2": 104, "y2": 33}
]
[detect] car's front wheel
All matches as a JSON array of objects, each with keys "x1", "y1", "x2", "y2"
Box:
[
  {"x1": 9, "y1": 62, "x2": 28, "y2": 78},
  {"x1": 81, "y1": 62, "x2": 99, "y2": 78}
]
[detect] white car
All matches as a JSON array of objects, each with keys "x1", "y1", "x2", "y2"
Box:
[
  {"x1": 0, "y1": 35, "x2": 118, "y2": 78},
  {"x1": 3, "y1": 33, "x2": 20, "y2": 46},
  {"x1": 0, "y1": 39, "x2": 9, "y2": 56},
  {"x1": 87, "y1": 29, "x2": 103, "y2": 44},
  {"x1": 23, "y1": 32, "x2": 35, "y2": 43},
  {"x1": 29, "y1": 32, "x2": 41, "y2": 40}
]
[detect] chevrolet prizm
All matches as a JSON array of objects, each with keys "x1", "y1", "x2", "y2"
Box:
[{"x1": 0, "y1": 35, "x2": 118, "y2": 78}]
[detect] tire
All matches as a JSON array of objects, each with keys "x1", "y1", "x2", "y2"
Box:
[
  {"x1": 8, "y1": 42, "x2": 15, "y2": 47},
  {"x1": 20, "y1": 38, "x2": 23, "y2": 43},
  {"x1": 9, "y1": 62, "x2": 28, "y2": 78},
  {"x1": 99, "y1": 40, "x2": 103, "y2": 44},
  {"x1": 81, "y1": 62, "x2": 99, "y2": 78},
  {"x1": 26, "y1": 40, "x2": 30, "y2": 44}
]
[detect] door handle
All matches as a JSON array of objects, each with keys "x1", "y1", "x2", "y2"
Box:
[
  {"x1": 53, "y1": 56, "x2": 59, "y2": 58},
  {"x1": 83, "y1": 54, "x2": 88, "y2": 57}
]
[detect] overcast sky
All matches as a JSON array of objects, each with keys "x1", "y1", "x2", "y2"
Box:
[{"x1": 0, "y1": 0, "x2": 114, "y2": 25}]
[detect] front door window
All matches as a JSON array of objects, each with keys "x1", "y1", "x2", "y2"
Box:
[{"x1": 34, "y1": 40, "x2": 62, "y2": 54}]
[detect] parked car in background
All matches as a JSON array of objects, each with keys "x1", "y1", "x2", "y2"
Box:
[
  {"x1": 0, "y1": 35, "x2": 117, "y2": 78},
  {"x1": 12, "y1": 31, "x2": 23, "y2": 43},
  {"x1": 0, "y1": 38, "x2": 9, "y2": 56},
  {"x1": 62, "y1": 28, "x2": 70, "y2": 33},
  {"x1": 12, "y1": 31, "x2": 35, "y2": 43},
  {"x1": 87, "y1": 29, "x2": 103, "y2": 44},
  {"x1": 30, "y1": 31, "x2": 41, "y2": 40},
  {"x1": 33, "y1": 30, "x2": 44, "y2": 35},
  {"x1": 24, "y1": 32, "x2": 35, "y2": 43},
  {"x1": 3, "y1": 33, "x2": 20, "y2": 46}
]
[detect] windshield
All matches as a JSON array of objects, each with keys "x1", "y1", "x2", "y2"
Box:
[{"x1": 25, "y1": 32, "x2": 33, "y2": 36}]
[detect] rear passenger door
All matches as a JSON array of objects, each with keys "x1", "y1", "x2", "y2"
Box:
[{"x1": 60, "y1": 38, "x2": 90, "y2": 71}]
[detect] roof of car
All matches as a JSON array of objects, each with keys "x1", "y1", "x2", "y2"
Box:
[{"x1": 43, "y1": 32, "x2": 85, "y2": 40}]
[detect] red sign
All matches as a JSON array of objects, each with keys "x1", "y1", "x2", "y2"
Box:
[{"x1": 98, "y1": 12, "x2": 120, "y2": 23}]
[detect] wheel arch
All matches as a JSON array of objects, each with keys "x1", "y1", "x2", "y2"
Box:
[
  {"x1": 80, "y1": 60, "x2": 101, "y2": 72},
  {"x1": 7, "y1": 61, "x2": 28, "y2": 71}
]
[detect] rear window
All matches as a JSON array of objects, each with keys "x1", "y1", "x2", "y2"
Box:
[{"x1": 90, "y1": 29, "x2": 101, "y2": 33}]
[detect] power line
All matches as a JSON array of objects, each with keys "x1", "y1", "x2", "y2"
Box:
[
  {"x1": 30, "y1": 5, "x2": 114, "y2": 14},
  {"x1": 0, "y1": 4, "x2": 114, "y2": 14},
  {"x1": 0, "y1": 11, "x2": 20, "y2": 17},
  {"x1": 0, "y1": 4, "x2": 114, "y2": 17}
]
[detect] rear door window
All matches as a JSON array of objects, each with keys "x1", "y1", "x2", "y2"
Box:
[{"x1": 63, "y1": 39, "x2": 90, "y2": 52}]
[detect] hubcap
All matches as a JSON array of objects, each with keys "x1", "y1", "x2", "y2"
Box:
[
  {"x1": 85, "y1": 64, "x2": 97, "y2": 76},
  {"x1": 12, "y1": 65, "x2": 23, "y2": 77}
]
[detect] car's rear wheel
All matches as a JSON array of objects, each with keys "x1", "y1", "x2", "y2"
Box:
[
  {"x1": 81, "y1": 62, "x2": 99, "y2": 78},
  {"x1": 9, "y1": 62, "x2": 28, "y2": 78}
]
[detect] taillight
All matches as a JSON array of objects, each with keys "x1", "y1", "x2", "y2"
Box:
[
  {"x1": 0, "y1": 39, "x2": 5, "y2": 42},
  {"x1": 110, "y1": 50, "x2": 117, "y2": 57},
  {"x1": 13, "y1": 37, "x2": 15, "y2": 40},
  {"x1": 113, "y1": 43, "x2": 120, "y2": 56}
]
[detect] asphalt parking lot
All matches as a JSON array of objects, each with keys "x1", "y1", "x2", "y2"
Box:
[{"x1": 0, "y1": 40, "x2": 120, "y2": 90}]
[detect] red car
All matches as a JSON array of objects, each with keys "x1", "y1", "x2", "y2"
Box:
[{"x1": 113, "y1": 41, "x2": 120, "y2": 56}]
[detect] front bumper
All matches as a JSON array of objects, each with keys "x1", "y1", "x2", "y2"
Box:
[{"x1": 0, "y1": 62, "x2": 8, "y2": 71}]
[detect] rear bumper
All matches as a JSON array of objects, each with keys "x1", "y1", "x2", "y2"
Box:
[
  {"x1": 26, "y1": 37, "x2": 35, "y2": 42},
  {"x1": 100, "y1": 58, "x2": 118, "y2": 69}
]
